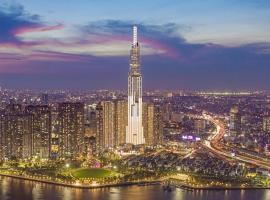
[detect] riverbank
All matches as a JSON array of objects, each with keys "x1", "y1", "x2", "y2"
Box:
[
  {"x1": 170, "y1": 183, "x2": 270, "y2": 190},
  {"x1": 0, "y1": 172, "x2": 161, "y2": 189},
  {"x1": 167, "y1": 178, "x2": 270, "y2": 190},
  {"x1": 1, "y1": 172, "x2": 269, "y2": 190},
  {"x1": 1, "y1": 177, "x2": 269, "y2": 200}
]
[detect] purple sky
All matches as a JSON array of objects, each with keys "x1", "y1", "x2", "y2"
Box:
[{"x1": 0, "y1": 1, "x2": 270, "y2": 90}]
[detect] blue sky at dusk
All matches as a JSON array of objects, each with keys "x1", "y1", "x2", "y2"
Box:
[{"x1": 0, "y1": 0, "x2": 270, "y2": 90}]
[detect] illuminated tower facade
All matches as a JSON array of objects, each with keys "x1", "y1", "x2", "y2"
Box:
[{"x1": 126, "y1": 26, "x2": 145, "y2": 145}]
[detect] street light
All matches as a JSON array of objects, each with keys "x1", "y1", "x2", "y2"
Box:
[{"x1": 65, "y1": 163, "x2": 70, "y2": 168}]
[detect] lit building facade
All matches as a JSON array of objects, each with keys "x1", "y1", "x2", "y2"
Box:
[
  {"x1": 1, "y1": 114, "x2": 32, "y2": 160},
  {"x1": 0, "y1": 104, "x2": 32, "y2": 160},
  {"x1": 263, "y1": 116, "x2": 270, "y2": 133},
  {"x1": 194, "y1": 119, "x2": 206, "y2": 134},
  {"x1": 115, "y1": 100, "x2": 128, "y2": 145},
  {"x1": 126, "y1": 26, "x2": 145, "y2": 145},
  {"x1": 58, "y1": 102, "x2": 84, "y2": 158},
  {"x1": 143, "y1": 103, "x2": 164, "y2": 146},
  {"x1": 96, "y1": 101, "x2": 115, "y2": 150},
  {"x1": 229, "y1": 105, "x2": 241, "y2": 135},
  {"x1": 95, "y1": 103, "x2": 103, "y2": 152},
  {"x1": 96, "y1": 100, "x2": 127, "y2": 152},
  {"x1": 25, "y1": 105, "x2": 51, "y2": 159}
]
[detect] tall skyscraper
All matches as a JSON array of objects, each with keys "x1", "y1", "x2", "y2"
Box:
[
  {"x1": 58, "y1": 102, "x2": 84, "y2": 158},
  {"x1": 126, "y1": 26, "x2": 145, "y2": 145}
]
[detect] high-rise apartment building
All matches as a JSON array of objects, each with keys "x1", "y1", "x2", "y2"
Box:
[
  {"x1": 96, "y1": 101, "x2": 115, "y2": 150},
  {"x1": 25, "y1": 105, "x2": 51, "y2": 159},
  {"x1": 0, "y1": 104, "x2": 32, "y2": 160},
  {"x1": 96, "y1": 100, "x2": 127, "y2": 152},
  {"x1": 58, "y1": 102, "x2": 84, "y2": 158},
  {"x1": 95, "y1": 103, "x2": 103, "y2": 152},
  {"x1": 115, "y1": 100, "x2": 128, "y2": 145},
  {"x1": 143, "y1": 103, "x2": 164, "y2": 146}
]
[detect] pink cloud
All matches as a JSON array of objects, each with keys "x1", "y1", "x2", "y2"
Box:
[{"x1": 12, "y1": 24, "x2": 64, "y2": 35}]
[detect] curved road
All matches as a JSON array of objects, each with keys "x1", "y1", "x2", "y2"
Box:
[{"x1": 202, "y1": 114, "x2": 270, "y2": 170}]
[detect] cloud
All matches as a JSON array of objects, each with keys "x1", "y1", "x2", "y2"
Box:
[
  {"x1": 0, "y1": 8, "x2": 187, "y2": 62},
  {"x1": 1, "y1": 3, "x2": 269, "y2": 64},
  {"x1": 1, "y1": 4, "x2": 270, "y2": 62},
  {"x1": 1, "y1": 4, "x2": 270, "y2": 90},
  {"x1": 0, "y1": 3, "x2": 61, "y2": 43},
  {"x1": 0, "y1": 3, "x2": 65, "y2": 58},
  {"x1": 82, "y1": 20, "x2": 190, "y2": 58},
  {"x1": 0, "y1": 1, "x2": 192, "y2": 61}
]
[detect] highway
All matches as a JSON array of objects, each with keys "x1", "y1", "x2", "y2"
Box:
[{"x1": 202, "y1": 114, "x2": 270, "y2": 170}]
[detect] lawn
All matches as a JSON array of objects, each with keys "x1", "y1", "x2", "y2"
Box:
[{"x1": 71, "y1": 168, "x2": 116, "y2": 179}]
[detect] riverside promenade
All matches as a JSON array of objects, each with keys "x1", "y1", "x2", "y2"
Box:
[
  {"x1": 1, "y1": 172, "x2": 269, "y2": 191},
  {"x1": 0, "y1": 172, "x2": 161, "y2": 189}
]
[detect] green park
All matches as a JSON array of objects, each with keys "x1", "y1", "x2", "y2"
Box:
[{"x1": 71, "y1": 168, "x2": 119, "y2": 179}]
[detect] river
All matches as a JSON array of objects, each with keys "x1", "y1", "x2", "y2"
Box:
[{"x1": 0, "y1": 176, "x2": 269, "y2": 200}]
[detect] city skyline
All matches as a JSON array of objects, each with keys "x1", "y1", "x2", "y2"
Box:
[
  {"x1": 1, "y1": 0, "x2": 270, "y2": 90},
  {"x1": 1, "y1": 1, "x2": 270, "y2": 200}
]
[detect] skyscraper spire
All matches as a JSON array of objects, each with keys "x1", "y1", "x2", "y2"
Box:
[{"x1": 132, "y1": 26, "x2": 138, "y2": 46}]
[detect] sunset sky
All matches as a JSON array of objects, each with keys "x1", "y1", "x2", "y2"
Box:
[{"x1": 1, "y1": 0, "x2": 270, "y2": 90}]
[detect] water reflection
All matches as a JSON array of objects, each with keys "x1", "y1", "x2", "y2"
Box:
[{"x1": 0, "y1": 176, "x2": 268, "y2": 200}]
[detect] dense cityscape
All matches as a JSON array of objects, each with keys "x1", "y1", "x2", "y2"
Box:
[
  {"x1": 1, "y1": 86, "x2": 270, "y2": 189},
  {"x1": 1, "y1": 1, "x2": 270, "y2": 200},
  {"x1": 0, "y1": 28, "x2": 270, "y2": 190}
]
